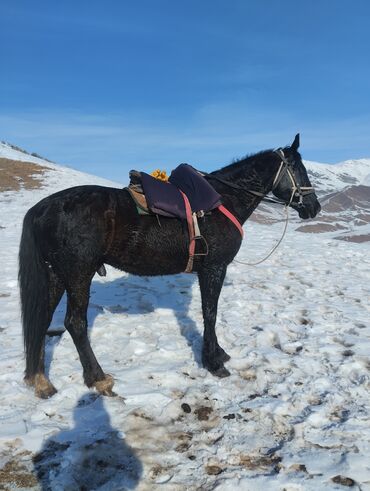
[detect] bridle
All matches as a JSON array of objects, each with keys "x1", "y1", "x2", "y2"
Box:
[
  {"x1": 202, "y1": 148, "x2": 316, "y2": 208},
  {"x1": 271, "y1": 148, "x2": 315, "y2": 207}
]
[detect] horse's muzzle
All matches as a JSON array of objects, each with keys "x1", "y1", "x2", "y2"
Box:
[{"x1": 293, "y1": 194, "x2": 321, "y2": 219}]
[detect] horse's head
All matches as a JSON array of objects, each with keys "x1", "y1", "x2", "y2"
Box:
[{"x1": 271, "y1": 134, "x2": 321, "y2": 219}]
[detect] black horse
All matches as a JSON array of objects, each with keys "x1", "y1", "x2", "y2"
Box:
[{"x1": 19, "y1": 134, "x2": 320, "y2": 398}]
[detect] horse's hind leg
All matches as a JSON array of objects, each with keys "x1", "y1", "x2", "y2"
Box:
[
  {"x1": 198, "y1": 265, "x2": 231, "y2": 378},
  {"x1": 64, "y1": 275, "x2": 115, "y2": 396},
  {"x1": 25, "y1": 269, "x2": 65, "y2": 398}
]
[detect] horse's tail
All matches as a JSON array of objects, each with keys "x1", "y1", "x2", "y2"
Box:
[{"x1": 19, "y1": 208, "x2": 49, "y2": 378}]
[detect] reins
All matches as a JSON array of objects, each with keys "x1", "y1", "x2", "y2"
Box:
[
  {"x1": 203, "y1": 149, "x2": 315, "y2": 266},
  {"x1": 233, "y1": 206, "x2": 289, "y2": 266}
]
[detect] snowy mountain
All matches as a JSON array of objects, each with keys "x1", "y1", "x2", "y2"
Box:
[
  {"x1": 297, "y1": 160, "x2": 370, "y2": 242},
  {"x1": 306, "y1": 159, "x2": 370, "y2": 194},
  {"x1": 248, "y1": 156, "x2": 370, "y2": 243},
  {"x1": 0, "y1": 142, "x2": 369, "y2": 490}
]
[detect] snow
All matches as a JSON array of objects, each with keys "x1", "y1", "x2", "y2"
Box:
[
  {"x1": 363, "y1": 173, "x2": 370, "y2": 186},
  {"x1": 0, "y1": 144, "x2": 370, "y2": 490}
]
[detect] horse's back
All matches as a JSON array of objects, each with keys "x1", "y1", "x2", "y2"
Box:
[{"x1": 28, "y1": 185, "x2": 120, "y2": 214}]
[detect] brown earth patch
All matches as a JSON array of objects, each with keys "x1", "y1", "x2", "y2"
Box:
[
  {"x1": 0, "y1": 459, "x2": 38, "y2": 489},
  {"x1": 296, "y1": 223, "x2": 346, "y2": 233},
  {"x1": 331, "y1": 475, "x2": 355, "y2": 487},
  {"x1": 250, "y1": 206, "x2": 286, "y2": 225},
  {"x1": 194, "y1": 406, "x2": 213, "y2": 421},
  {"x1": 205, "y1": 464, "x2": 223, "y2": 475},
  {"x1": 335, "y1": 234, "x2": 370, "y2": 243},
  {"x1": 0, "y1": 157, "x2": 51, "y2": 192},
  {"x1": 321, "y1": 185, "x2": 370, "y2": 213},
  {"x1": 239, "y1": 453, "x2": 281, "y2": 472},
  {"x1": 353, "y1": 213, "x2": 370, "y2": 225}
]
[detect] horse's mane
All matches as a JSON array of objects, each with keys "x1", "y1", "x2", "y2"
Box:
[{"x1": 214, "y1": 148, "x2": 274, "y2": 178}]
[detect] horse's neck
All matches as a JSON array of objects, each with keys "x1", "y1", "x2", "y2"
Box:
[{"x1": 212, "y1": 152, "x2": 278, "y2": 224}]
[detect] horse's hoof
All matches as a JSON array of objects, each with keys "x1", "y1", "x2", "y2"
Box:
[
  {"x1": 93, "y1": 374, "x2": 116, "y2": 396},
  {"x1": 217, "y1": 347, "x2": 231, "y2": 363},
  {"x1": 25, "y1": 374, "x2": 57, "y2": 399},
  {"x1": 211, "y1": 366, "x2": 231, "y2": 378},
  {"x1": 37, "y1": 384, "x2": 58, "y2": 399}
]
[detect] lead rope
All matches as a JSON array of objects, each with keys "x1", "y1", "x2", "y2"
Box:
[
  {"x1": 233, "y1": 206, "x2": 289, "y2": 266},
  {"x1": 233, "y1": 178, "x2": 297, "y2": 266}
]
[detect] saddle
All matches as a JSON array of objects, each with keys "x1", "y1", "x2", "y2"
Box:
[
  {"x1": 125, "y1": 163, "x2": 243, "y2": 272},
  {"x1": 127, "y1": 164, "x2": 221, "y2": 217}
]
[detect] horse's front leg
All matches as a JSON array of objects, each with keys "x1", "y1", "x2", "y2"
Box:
[{"x1": 198, "y1": 264, "x2": 230, "y2": 378}]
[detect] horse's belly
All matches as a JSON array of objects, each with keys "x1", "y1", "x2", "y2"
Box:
[{"x1": 106, "y1": 236, "x2": 189, "y2": 276}]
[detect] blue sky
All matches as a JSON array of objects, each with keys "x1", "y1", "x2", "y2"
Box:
[{"x1": 1, "y1": 0, "x2": 370, "y2": 182}]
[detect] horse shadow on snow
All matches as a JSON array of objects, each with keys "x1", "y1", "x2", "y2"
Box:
[
  {"x1": 45, "y1": 272, "x2": 202, "y2": 376},
  {"x1": 33, "y1": 393, "x2": 142, "y2": 490}
]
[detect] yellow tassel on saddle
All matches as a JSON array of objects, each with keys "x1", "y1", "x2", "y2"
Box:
[{"x1": 150, "y1": 169, "x2": 168, "y2": 181}]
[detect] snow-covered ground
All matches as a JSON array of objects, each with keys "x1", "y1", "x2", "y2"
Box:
[{"x1": 1, "y1": 144, "x2": 370, "y2": 490}]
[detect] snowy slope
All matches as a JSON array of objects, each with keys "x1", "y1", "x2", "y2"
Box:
[
  {"x1": 0, "y1": 141, "x2": 122, "y2": 188},
  {"x1": 0, "y1": 145, "x2": 370, "y2": 490}
]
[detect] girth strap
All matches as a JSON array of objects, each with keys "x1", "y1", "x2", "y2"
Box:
[
  {"x1": 180, "y1": 191, "x2": 196, "y2": 273},
  {"x1": 180, "y1": 191, "x2": 243, "y2": 273}
]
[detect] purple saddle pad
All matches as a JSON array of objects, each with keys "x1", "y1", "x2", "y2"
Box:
[
  {"x1": 141, "y1": 164, "x2": 221, "y2": 219},
  {"x1": 140, "y1": 172, "x2": 186, "y2": 218}
]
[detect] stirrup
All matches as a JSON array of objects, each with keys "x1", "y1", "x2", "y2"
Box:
[{"x1": 190, "y1": 235, "x2": 209, "y2": 257}]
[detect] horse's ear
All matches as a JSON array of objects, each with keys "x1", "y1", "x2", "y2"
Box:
[{"x1": 291, "y1": 133, "x2": 300, "y2": 151}]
